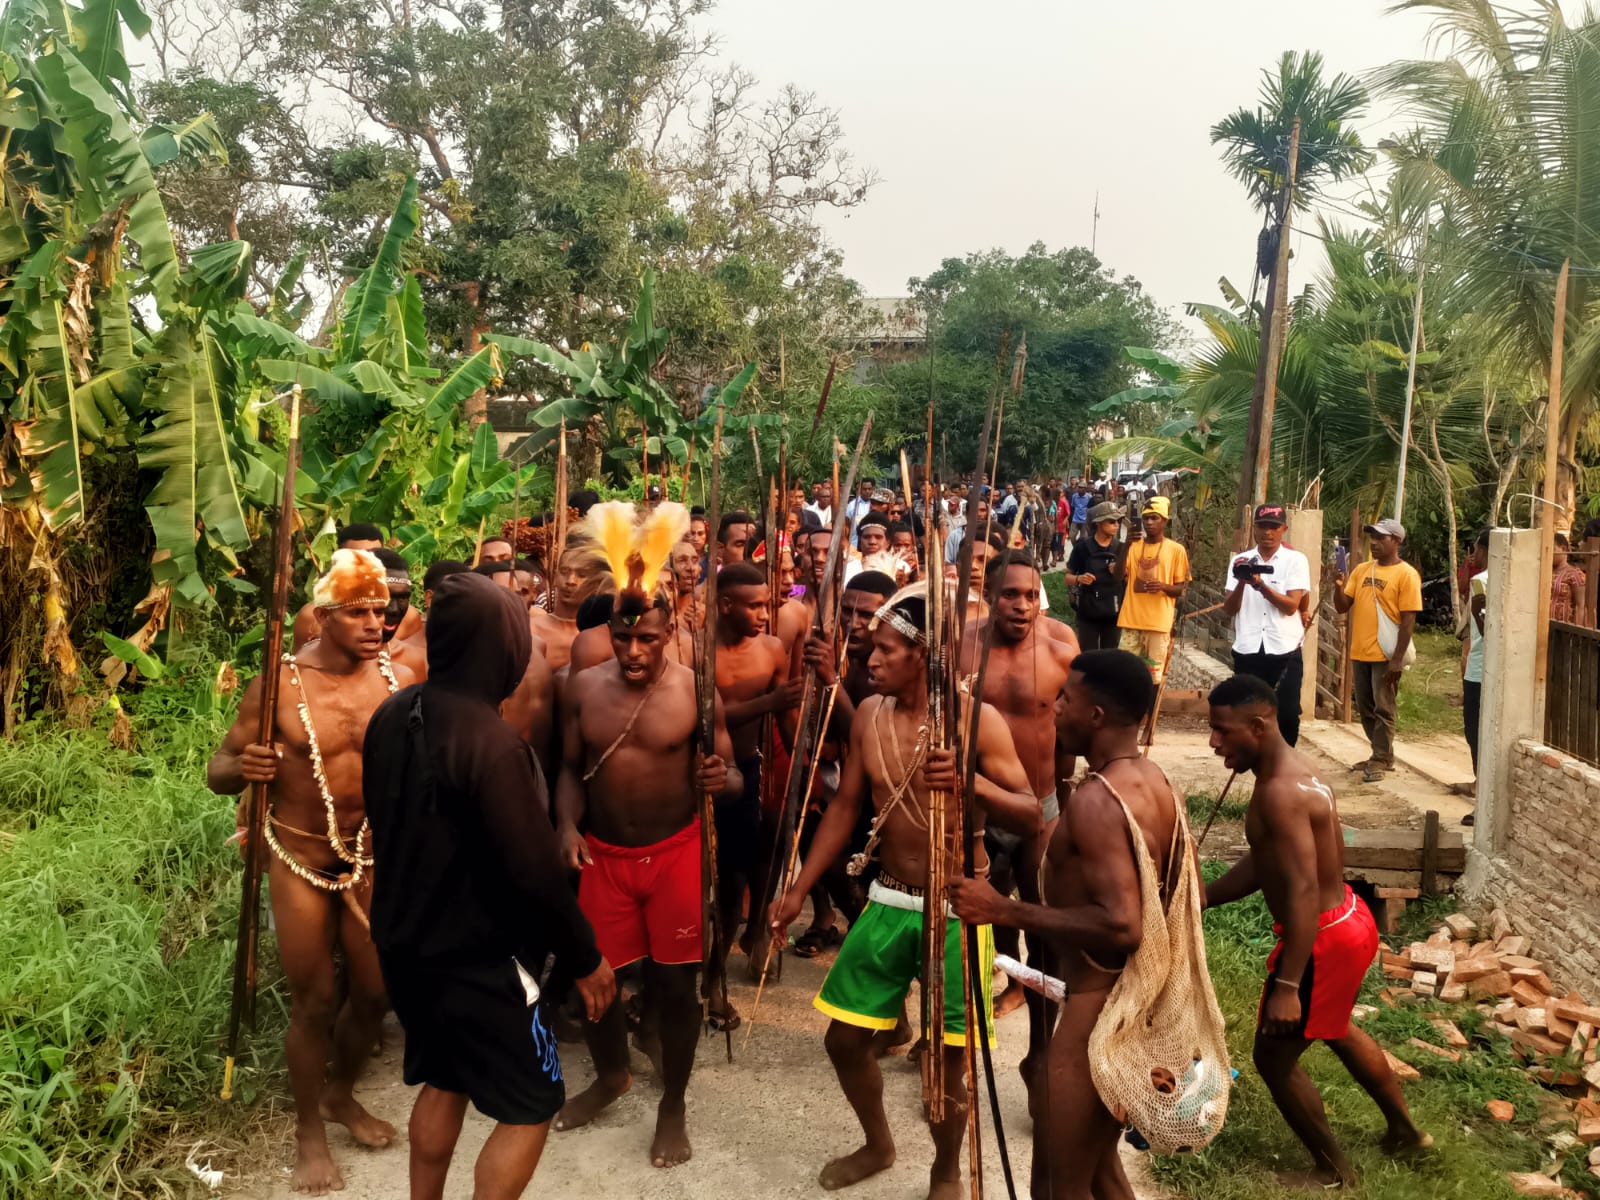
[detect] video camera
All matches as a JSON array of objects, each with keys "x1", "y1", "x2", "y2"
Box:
[{"x1": 1232, "y1": 560, "x2": 1276, "y2": 582}]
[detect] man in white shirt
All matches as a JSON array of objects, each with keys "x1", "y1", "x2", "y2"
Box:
[
  {"x1": 1222, "y1": 503, "x2": 1311, "y2": 745},
  {"x1": 805, "y1": 480, "x2": 834, "y2": 528}
]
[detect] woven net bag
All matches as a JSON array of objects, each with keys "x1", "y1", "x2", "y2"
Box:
[{"x1": 1086, "y1": 774, "x2": 1231, "y2": 1154}]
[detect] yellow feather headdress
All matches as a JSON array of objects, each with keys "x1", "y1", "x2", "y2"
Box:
[{"x1": 578, "y1": 500, "x2": 690, "y2": 623}]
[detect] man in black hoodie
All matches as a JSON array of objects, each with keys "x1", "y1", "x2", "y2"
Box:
[{"x1": 365, "y1": 573, "x2": 615, "y2": 1200}]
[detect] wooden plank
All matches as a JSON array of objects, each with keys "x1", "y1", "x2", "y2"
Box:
[
  {"x1": 1421, "y1": 809, "x2": 1440, "y2": 897},
  {"x1": 1342, "y1": 827, "x2": 1466, "y2": 873}
]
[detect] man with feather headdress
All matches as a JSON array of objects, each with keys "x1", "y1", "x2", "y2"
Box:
[{"x1": 552, "y1": 502, "x2": 742, "y2": 1170}]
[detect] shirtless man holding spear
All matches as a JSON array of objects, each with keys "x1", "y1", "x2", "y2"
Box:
[
  {"x1": 770, "y1": 585, "x2": 1038, "y2": 1199},
  {"x1": 553, "y1": 509, "x2": 742, "y2": 1168},
  {"x1": 209, "y1": 545, "x2": 416, "y2": 1194},
  {"x1": 958, "y1": 550, "x2": 1077, "y2": 1098}
]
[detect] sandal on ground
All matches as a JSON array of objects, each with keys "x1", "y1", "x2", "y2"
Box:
[
  {"x1": 1349, "y1": 758, "x2": 1373, "y2": 772},
  {"x1": 1362, "y1": 764, "x2": 1393, "y2": 783},
  {"x1": 705, "y1": 1007, "x2": 742, "y2": 1033},
  {"x1": 791, "y1": 924, "x2": 844, "y2": 958}
]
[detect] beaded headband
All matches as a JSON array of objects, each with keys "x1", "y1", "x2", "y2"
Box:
[{"x1": 870, "y1": 602, "x2": 927, "y2": 646}]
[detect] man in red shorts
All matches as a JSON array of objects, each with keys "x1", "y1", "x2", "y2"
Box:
[
  {"x1": 1204, "y1": 674, "x2": 1430, "y2": 1189},
  {"x1": 553, "y1": 565, "x2": 740, "y2": 1169}
]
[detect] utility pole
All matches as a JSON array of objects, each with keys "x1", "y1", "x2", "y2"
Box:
[
  {"x1": 1393, "y1": 225, "x2": 1429, "y2": 521},
  {"x1": 1238, "y1": 117, "x2": 1301, "y2": 538}
]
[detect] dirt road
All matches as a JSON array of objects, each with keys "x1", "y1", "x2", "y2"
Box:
[
  {"x1": 235, "y1": 723, "x2": 1462, "y2": 1200},
  {"x1": 239, "y1": 944, "x2": 1169, "y2": 1199}
]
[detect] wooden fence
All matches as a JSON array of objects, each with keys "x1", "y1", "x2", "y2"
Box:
[{"x1": 1545, "y1": 619, "x2": 1600, "y2": 766}]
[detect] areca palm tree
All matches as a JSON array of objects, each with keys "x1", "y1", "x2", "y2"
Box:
[
  {"x1": 1375, "y1": 1, "x2": 1600, "y2": 525},
  {"x1": 1211, "y1": 50, "x2": 1375, "y2": 308}
]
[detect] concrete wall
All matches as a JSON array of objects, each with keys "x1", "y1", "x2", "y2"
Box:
[
  {"x1": 1167, "y1": 642, "x2": 1232, "y2": 692},
  {"x1": 1466, "y1": 739, "x2": 1600, "y2": 996},
  {"x1": 1287, "y1": 508, "x2": 1323, "y2": 721},
  {"x1": 1461, "y1": 528, "x2": 1600, "y2": 995}
]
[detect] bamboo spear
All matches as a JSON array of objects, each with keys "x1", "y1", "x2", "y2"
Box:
[
  {"x1": 554, "y1": 418, "x2": 570, "y2": 572},
  {"x1": 747, "y1": 417, "x2": 874, "y2": 1012},
  {"x1": 223, "y1": 385, "x2": 302, "y2": 1101},
  {"x1": 932, "y1": 335, "x2": 1009, "y2": 1120},
  {"x1": 698, "y1": 403, "x2": 732, "y2": 1062},
  {"x1": 951, "y1": 337, "x2": 1031, "y2": 1200}
]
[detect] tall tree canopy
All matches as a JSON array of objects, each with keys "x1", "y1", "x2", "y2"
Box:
[{"x1": 874, "y1": 244, "x2": 1173, "y2": 481}]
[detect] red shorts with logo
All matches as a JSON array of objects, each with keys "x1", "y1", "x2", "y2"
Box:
[
  {"x1": 578, "y1": 820, "x2": 702, "y2": 969},
  {"x1": 1260, "y1": 886, "x2": 1377, "y2": 1041}
]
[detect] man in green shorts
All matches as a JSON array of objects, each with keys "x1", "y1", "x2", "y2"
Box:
[{"x1": 770, "y1": 586, "x2": 1040, "y2": 1200}]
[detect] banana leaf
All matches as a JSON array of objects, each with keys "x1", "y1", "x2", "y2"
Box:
[
  {"x1": 32, "y1": 46, "x2": 180, "y2": 304},
  {"x1": 425, "y1": 343, "x2": 501, "y2": 420},
  {"x1": 337, "y1": 176, "x2": 418, "y2": 363},
  {"x1": 139, "y1": 325, "x2": 250, "y2": 605}
]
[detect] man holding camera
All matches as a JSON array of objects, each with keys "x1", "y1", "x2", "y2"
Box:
[{"x1": 1223, "y1": 504, "x2": 1311, "y2": 745}]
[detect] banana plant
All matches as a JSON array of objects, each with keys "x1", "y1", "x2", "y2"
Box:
[{"x1": 496, "y1": 270, "x2": 773, "y2": 484}]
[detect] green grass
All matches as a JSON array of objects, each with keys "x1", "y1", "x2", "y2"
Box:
[
  {"x1": 1188, "y1": 790, "x2": 1249, "y2": 826},
  {"x1": 1395, "y1": 628, "x2": 1466, "y2": 739},
  {"x1": 0, "y1": 684, "x2": 286, "y2": 1198},
  {"x1": 1042, "y1": 570, "x2": 1073, "y2": 625},
  {"x1": 1152, "y1": 868, "x2": 1598, "y2": 1200}
]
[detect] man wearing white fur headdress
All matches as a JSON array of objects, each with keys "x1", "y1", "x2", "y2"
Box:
[
  {"x1": 553, "y1": 501, "x2": 742, "y2": 1170},
  {"x1": 208, "y1": 548, "x2": 417, "y2": 1195}
]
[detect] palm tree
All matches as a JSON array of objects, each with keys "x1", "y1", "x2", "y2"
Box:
[
  {"x1": 1211, "y1": 51, "x2": 1374, "y2": 514},
  {"x1": 1375, "y1": 1, "x2": 1600, "y2": 526},
  {"x1": 1212, "y1": 50, "x2": 1375, "y2": 309}
]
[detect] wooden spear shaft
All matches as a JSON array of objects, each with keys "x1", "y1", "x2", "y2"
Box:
[
  {"x1": 223, "y1": 385, "x2": 302, "y2": 1100},
  {"x1": 700, "y1": 403, "x2": 731, "y2": 1062},
  {"x1": 752, "y1": 418, "x2": 874, "y2": 991},
  {"x1": 1534, "y1": 260, "x2": 1571, "y2": 722}
]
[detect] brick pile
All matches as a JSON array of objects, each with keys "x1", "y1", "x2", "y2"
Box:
[{"x1": 1372, "y1": 906, "x2": 1600, "y2": 1197}]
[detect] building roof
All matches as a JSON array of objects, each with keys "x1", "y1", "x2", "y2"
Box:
[{"x1": 859, "y1": 297, "x2": 926, "y2": 344}]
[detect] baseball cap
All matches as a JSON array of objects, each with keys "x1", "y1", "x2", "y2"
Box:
[
  {"x1": 1363, "y1": 517, "x2": 1406, "y2": 541},
  {"x1": 1141, "y1": 495, "x2": 1171, "y2": 519},
  {"x1": 870, "y1": 487, "x2": 895, "y2": 503},
  {"x1": 1088, "y1": 501, "x2": 1122, "y2": 523},
  {"x1": 1253, "y1": 504, "x2": 1287, "y2": 527}
]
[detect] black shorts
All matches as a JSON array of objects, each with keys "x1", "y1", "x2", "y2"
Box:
[{"x1": 382, "y1": 955, "x2": 564, "y2": 1125}]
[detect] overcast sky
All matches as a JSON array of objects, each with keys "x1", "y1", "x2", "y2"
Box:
[{"x1": 705, "y1": 0, "x2": 1464, "y2": 332}]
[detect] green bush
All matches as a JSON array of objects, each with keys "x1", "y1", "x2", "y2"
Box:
[{"x1": 0, "y1": 687, "x2": 283, "y2": 1197}]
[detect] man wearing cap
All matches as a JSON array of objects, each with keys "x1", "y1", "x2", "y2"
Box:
[
  {"x1": 1116, "y1": 495, "x2": 1189, "y2": 683},
  {"x1": 1063, "y1": 501, "x2": 1126, "y2": 650},
  {"x1": 1223, "y1": 505, "x2": 1312, "y2": 745},
  {"x1": 1332, "y1": 518, "x2": 1422, "y2": 781}
]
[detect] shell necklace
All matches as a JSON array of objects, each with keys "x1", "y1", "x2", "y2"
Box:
[{"x1": 265, "y1": 649, "x2": 398, "y2": 892}]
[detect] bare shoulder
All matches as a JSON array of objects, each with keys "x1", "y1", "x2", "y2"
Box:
[
  {"x1": 1042, "y1": 620, "x2": 1079, "y2": 664},
  {"x1": 1062, "y1": 772, "x2": 1126, "y2": 846},
  {"x1": 388, "y1": 658, "x2": 419, "y2": 688}
]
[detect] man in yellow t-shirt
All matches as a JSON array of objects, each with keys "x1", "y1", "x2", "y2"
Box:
[
  {"x1": 1333, "y1": 517, "x2": 1423, "y2": 781},
  {"x1": 1117, "y1": 495, "x2": 1190, "y2": 684}
]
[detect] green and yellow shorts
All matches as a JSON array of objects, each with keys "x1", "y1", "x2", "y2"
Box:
[{"x1": 814, "y1": 876, "x2": 995, "y2": 1047}]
